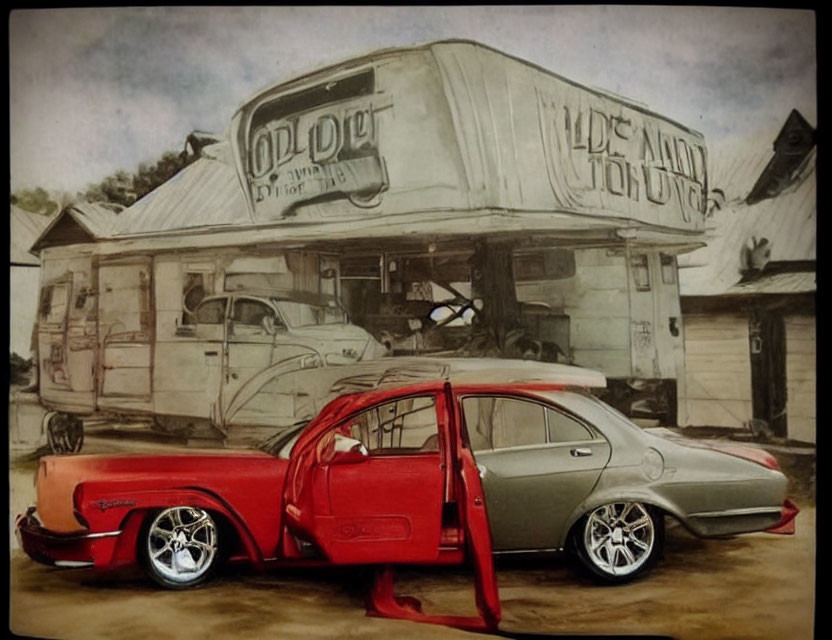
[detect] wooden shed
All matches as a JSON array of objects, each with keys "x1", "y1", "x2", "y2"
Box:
[{"x1": 678, "y1": 110, "x2": 816, "y2": 443}]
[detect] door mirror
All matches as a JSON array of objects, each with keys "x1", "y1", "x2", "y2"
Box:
[
  {"x1": 331, "y1": 446, "x2": 370, "y2": 465},
  {"x1": 330, "y1": 434, "x2": 369, "y2": 465}
]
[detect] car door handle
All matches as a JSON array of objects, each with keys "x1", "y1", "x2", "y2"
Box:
[{"x1": 570, "y1": 447, "x2": 593, "y2": 457}]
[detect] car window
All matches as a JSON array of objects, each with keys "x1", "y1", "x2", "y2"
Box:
[
  {"x1": 195, "y1": 297, "x2": 227, "y2": 324},
  {"x1": 462, "y1": 396, "x2": 546, "y2": 450},
  {"x1": 232, "y1": 298, "x2": 281, "y2": 327},
  {"x1": 347, "y1": 396, "x2": 439, "y2": 454},
  {"x1": 546, "y1": 408, "x2": 593, "y2": 442}
]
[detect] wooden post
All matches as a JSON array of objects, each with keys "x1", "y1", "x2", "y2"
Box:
[{"x1": 470, "y1": 240, "x2": 521, "y2": 351}]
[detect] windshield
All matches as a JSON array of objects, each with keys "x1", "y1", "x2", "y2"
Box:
[{"x1": 272, "y1": 299, "x2": 346, "y2": 327}]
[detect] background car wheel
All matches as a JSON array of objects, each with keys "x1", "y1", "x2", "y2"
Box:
[
  {"x1": 572, "y1": 502, "x2": 664, "y2": 584},
  {"x1": 140, "y1": 506, "x2": 219, "y2": 589},
  {"x1": 45, "y1": 412, "x2": 84, "y2": 454}
]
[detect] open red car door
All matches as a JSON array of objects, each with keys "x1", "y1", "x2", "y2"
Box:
[{"x1": 283, "y1": 382, "x2": 501, "y2": 632}]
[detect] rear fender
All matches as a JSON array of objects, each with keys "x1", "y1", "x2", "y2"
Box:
[
  {"x1": 77, "y1": 485, "x2": 264, "y2": 569},
  {"x1": 559, "y1": 487, "x2": 684, "y2": 548}
]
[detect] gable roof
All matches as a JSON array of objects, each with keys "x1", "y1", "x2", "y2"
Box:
[
  {"x1": 31, "y1": 201, "x2": 122, "y2": 253},
  {"x1": 679, "y1": 146, "x2": 815, "y2": 297},
  {"x1": 11, "y1": 205, "x2": 53, "y2": 265},
  {"x1": 746, "y1": 109, "x2": 816, "y2": 205}
]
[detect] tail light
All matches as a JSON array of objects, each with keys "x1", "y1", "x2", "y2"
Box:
[{"x1": 709, "y1": 442, "x2": 781, "y2": 471}]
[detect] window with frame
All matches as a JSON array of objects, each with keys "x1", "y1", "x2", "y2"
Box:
[
  {"x1": 232, "y1": 298, "x2": 278, "y2": 326},
  {"x1": 631, "y1": 254, "x2": 651, "y2": 291},
  {"x1": 462, "y1": 396, "x2": 594, "y2": 451},
  {"x1": 347, "y1": 396, "x2": 439, "y2": 454},
  {"x1": 546, "y1": 408, "x2": 593, "y2": 442},
  {"x1": 462, "y1": 396, "x2": 547, "y2": 451},
  {"x1": 39, "y1": 282, "x2": 69, "y2": 324},
  {"x1": 194, "y1": 297, "x2": 227, "y2": 324},
  {"x1": 660, "y1": 253, "x2": 676, "y2": 285}
]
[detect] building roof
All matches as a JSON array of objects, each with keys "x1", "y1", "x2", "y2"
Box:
[
  {"x1": 724, "y1": 271, "x2": 816, "y2": 296},
  {"x1": 31, "y1": 201, "x2": 123, "y2": 252},
  {"x1": 679, "y1": 113, "x2": 816, "y2": 298},
  {"x1": 11, "y1": 205, "x2": 53, "y2": 265},
  {"x1": 112, "y1": 154, "x2": 251, "y2": 237}
]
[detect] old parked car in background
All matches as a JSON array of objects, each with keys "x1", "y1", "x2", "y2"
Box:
[{"x1": 18, "y1": 358, "x2": 797, "y2": 600}]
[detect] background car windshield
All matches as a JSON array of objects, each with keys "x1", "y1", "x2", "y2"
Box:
[{"x1": 272, "y1": 299, "x2": 345, "y2": 327}]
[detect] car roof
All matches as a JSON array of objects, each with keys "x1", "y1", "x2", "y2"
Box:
[{"x1": 317, "y1": 357, "x2": 607, "y2": 395}]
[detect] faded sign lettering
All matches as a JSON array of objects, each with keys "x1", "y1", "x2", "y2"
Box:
[
  {"x1": 538, "y1": 91, "x2": 707, "y2": 223},
  {"x1": 246, "y1": 99, "x2": 392, "y2": 218}
]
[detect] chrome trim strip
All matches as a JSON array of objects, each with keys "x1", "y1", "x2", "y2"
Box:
[
  {"x1": 54, "y1": 560, "x2": 94, "y2": 568},
  {"x1": 493, "y1": 547, "x2": 563, "y2": 555},
  {"x1": 82, "y1": 530, "x2": 122, "y2": 540},
  {"x1": 689, "y1": 507, "x2": 782, "y2": 519},
  {"x1": 20, "y1": 521, "x2": 122, "y2": 541}
]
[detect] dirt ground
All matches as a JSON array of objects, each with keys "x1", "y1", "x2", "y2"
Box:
[{"x1": 9, "y1": 433, "x2": 816, "y2": 640}]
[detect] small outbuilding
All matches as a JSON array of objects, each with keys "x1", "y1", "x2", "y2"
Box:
[{"x1": 678, "y1": 110, "x2": 816, "y2": 443}]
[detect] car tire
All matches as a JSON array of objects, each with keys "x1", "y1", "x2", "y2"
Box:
[
  {"x1": 571, "y1": 501, "x2": 664, "y2": 584},
  {"x1": 139, "y1": 506, "x2": 220, "y2": 589},
  {"x1": 45, "y1": 412, "x2": 84, "y2": 454}
]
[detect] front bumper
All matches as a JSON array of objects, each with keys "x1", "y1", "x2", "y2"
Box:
[{"x1": 15, "y1": 507, "x2": 121, "y2": 568}]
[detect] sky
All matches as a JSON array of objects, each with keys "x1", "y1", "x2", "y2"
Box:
[{"x1": 9, "y1": 6, "x2": 817, "y2": 194}]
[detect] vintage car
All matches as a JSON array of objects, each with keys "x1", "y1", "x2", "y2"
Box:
[{"x1": 17, "y1": 358, "x2": 798, "y2": 630}]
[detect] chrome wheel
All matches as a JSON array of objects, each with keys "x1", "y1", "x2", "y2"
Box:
[
  {"x1": 583, "y1": 502, "x2": 655, "y2": 578},
  {"x1": 146, "y1": 507, "x2": 218, "y2": 586}
]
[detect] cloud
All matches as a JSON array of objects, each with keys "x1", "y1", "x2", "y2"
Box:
[{"x1": 9, "y1": 6, "x2": 816, "y2": 192}]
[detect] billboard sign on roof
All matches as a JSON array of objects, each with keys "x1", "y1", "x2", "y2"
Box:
[{"x1": 230, "y1": 41, "x2": 707, "y2": 234}]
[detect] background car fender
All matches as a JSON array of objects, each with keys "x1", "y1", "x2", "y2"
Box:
[{"x1": 76, "y1": 485, "x2": 265, "y2": 570}]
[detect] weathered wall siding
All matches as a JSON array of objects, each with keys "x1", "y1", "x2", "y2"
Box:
[
  {"x1": 291, "y1": 252, "x2": 321, "y2": 293},
  {"x1": 155, "y1": 258, "x2": 184, "y2": 341},
  {"x1": 516, "y1": 249, "x2": 630, "y2": 377},
  {"x1": 10, "y1": 267, "x2": 40, "y2": 355},
  {"x1": 681, "y1": 314, "x2": 752, "y2": 428},
  {"x1": 785, "y1": 315, "x2": 815, "y2": 444},
  {"x1": 571, "y1": 317, "x2": 630, "y2": 349},
  {"x1": 571, "y1": 349, "x2": 631, "y2": 376},
  {"x1": 567, "y1": 250, "x2": 630, "y2": 377}
]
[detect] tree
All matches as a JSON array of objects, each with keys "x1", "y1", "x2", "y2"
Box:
[
  {"x1": 82, "y1": 147, "x2": 200, "y2": 207},
  {"x1": 83, "y1": 170, "x2": 136, "y2": 207},
  {"x1": 10, "y1": 187, "x2": 58, "y2": 216}
]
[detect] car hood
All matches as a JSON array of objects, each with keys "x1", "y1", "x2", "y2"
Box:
[
  {"x1": 286, "y1": 324, "x2": 387, "y2": 360},
  {"x1": 287, "y1": 323, "x2": 371, "y2": 342},
  {"x1": 35, "y1": 450, "x2": 282, "y2": 533}
]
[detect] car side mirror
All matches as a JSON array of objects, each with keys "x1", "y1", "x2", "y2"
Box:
[{"x1": 330, "y1": 446, "x2": 370, "y2": 465}]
